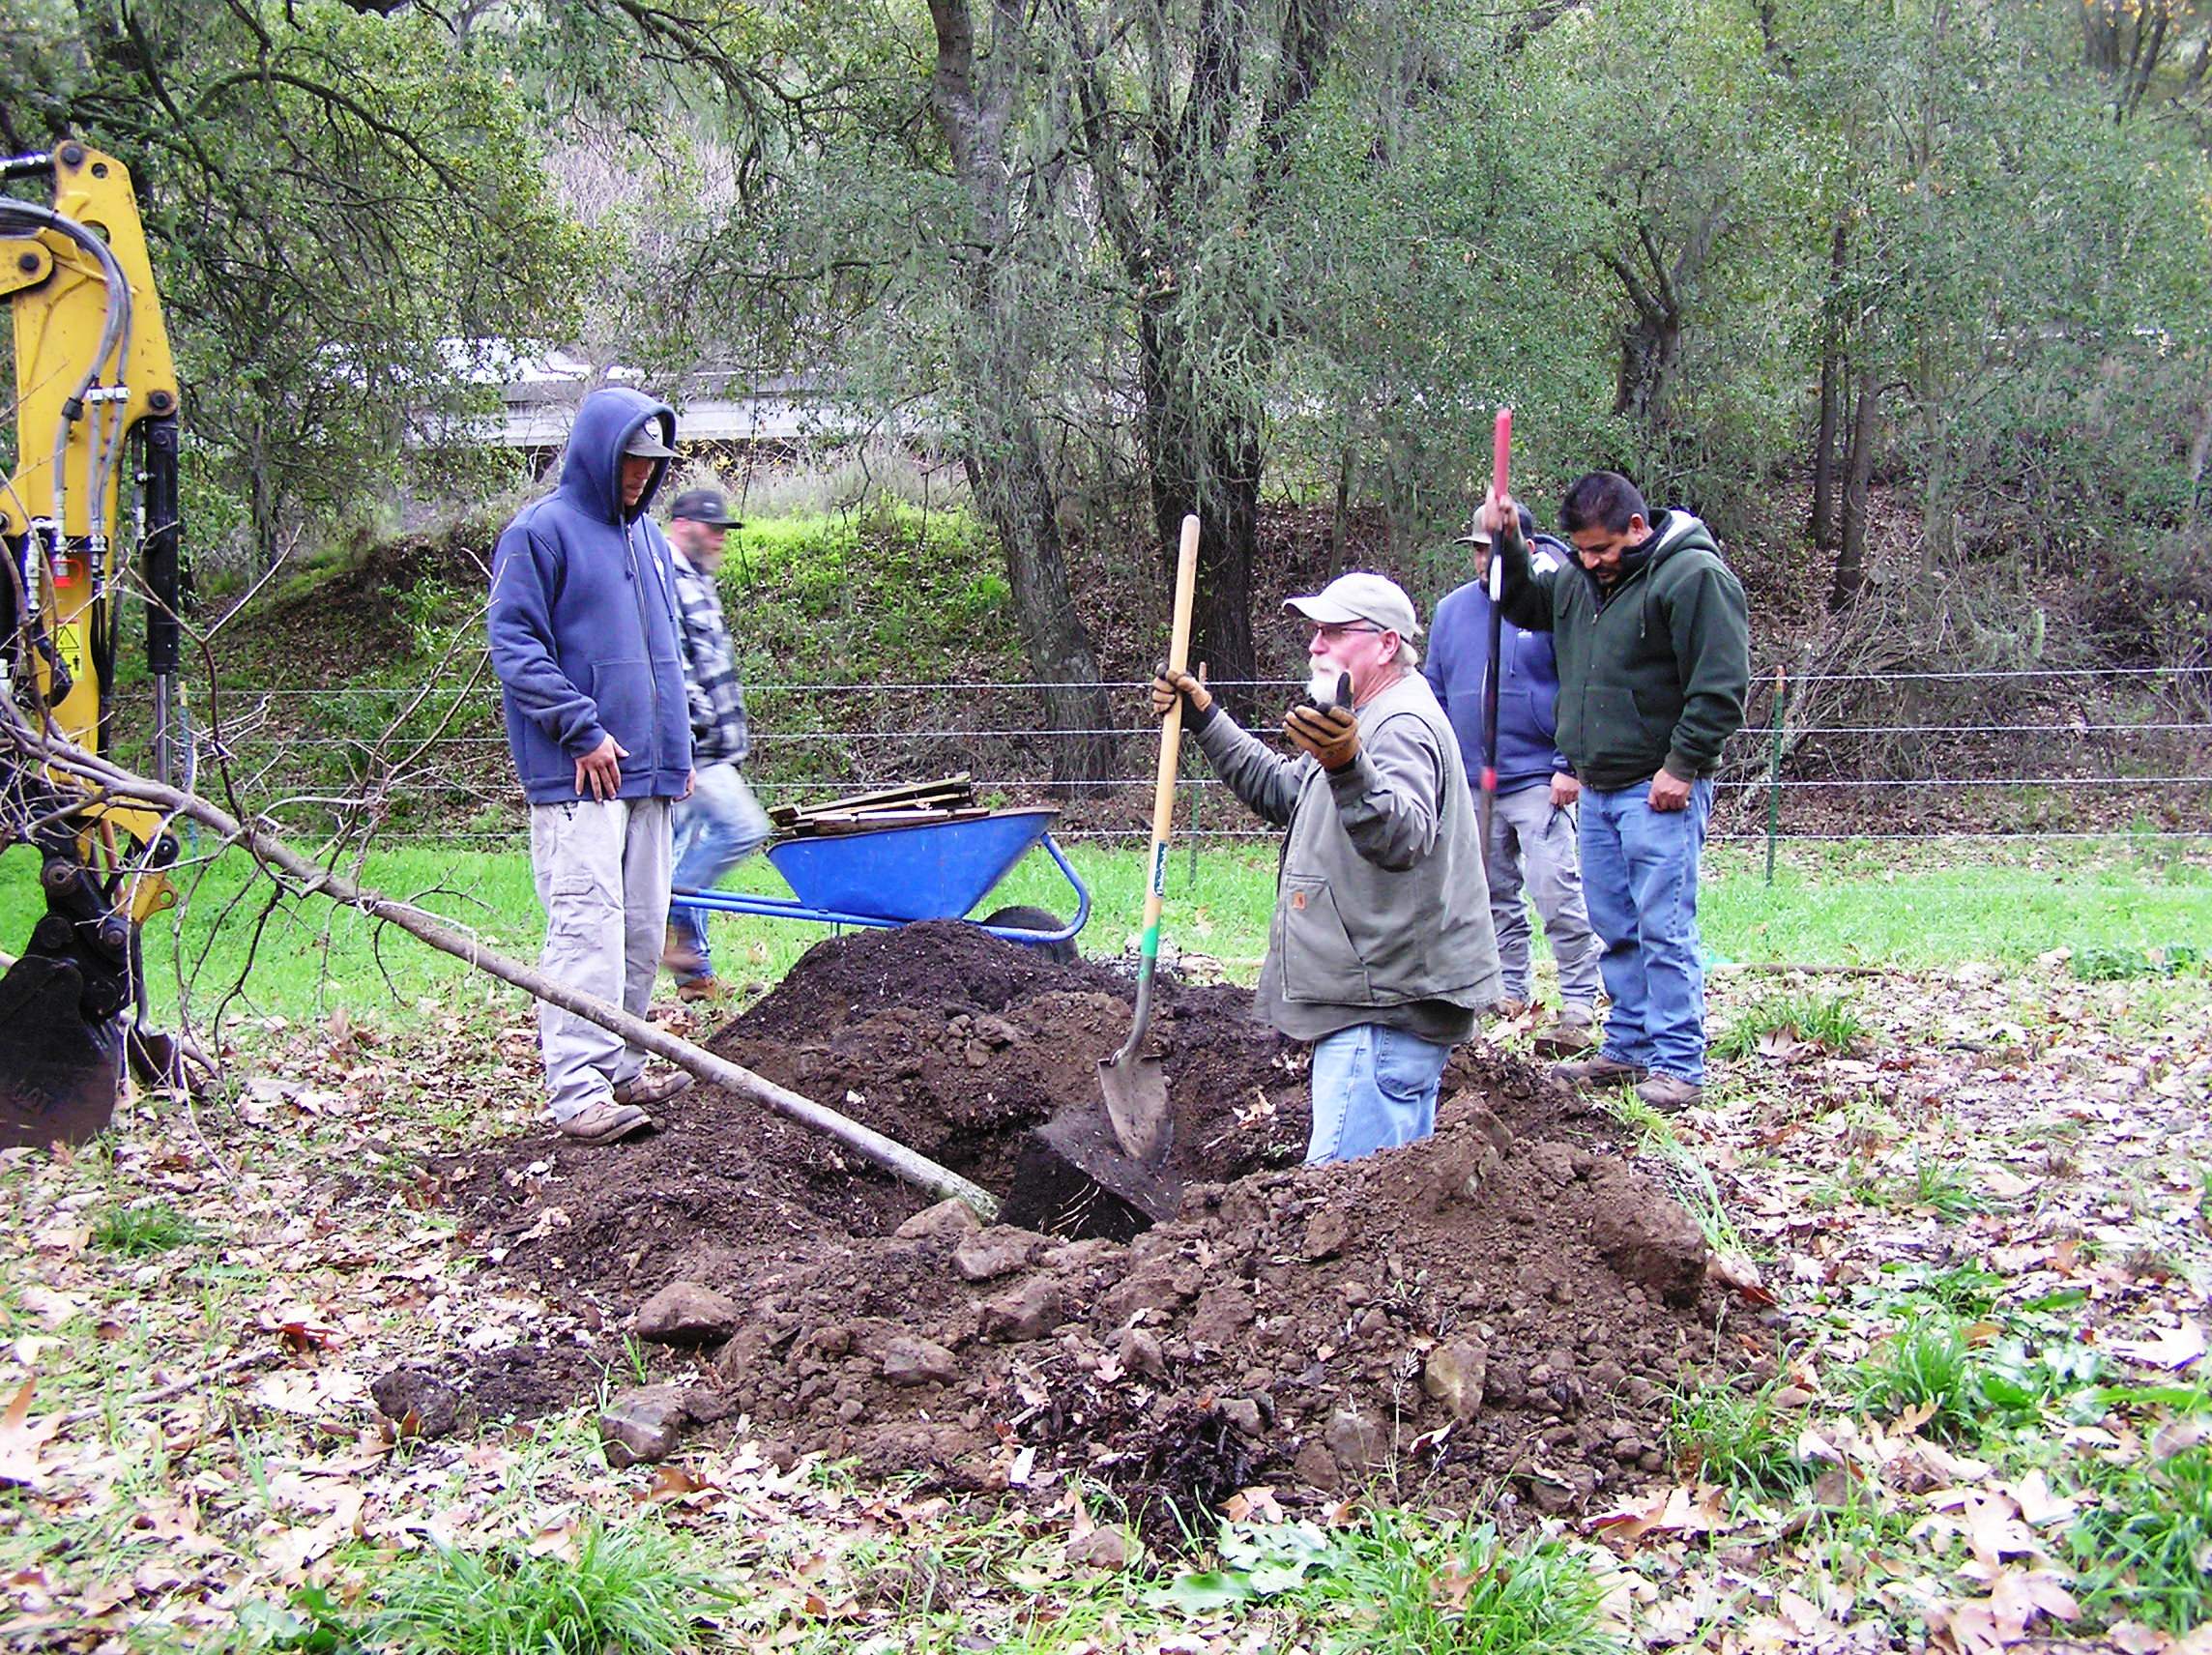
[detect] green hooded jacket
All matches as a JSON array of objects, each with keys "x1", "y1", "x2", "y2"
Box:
[{"x1": 1496, "y1": 511, "x2": 1750, "y2": 791}]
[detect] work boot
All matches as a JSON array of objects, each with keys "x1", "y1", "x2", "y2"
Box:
[
  {"x1": 1635, "y1": 1073, "x2": 1704, "y2": 1114},
  {"x1": 614, "y1": 1068, "x2": 694, "y2": 1108},
  {"x1": 1546, "y1": 1053, "x2": 1648, "y2": 1092},
  {"x1": 557, "y1": 1101, "x2": 654, "y2": 1146},
  {"x1": 1532, "y1": 1005, "x2": 1598, "y2": 1058},
  {"x1": 676, "y1": 975, "x2": 729, "y2": 1005},
  {"x1": 661, "y1": 924, "x2": 705, "y2": 978}
]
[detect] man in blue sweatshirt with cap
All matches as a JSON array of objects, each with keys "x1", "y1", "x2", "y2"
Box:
[
  {"x1": 488, "y1": 387, "x2": 697, "y2": 1145},
  {"x1": 1425, "y1": 505, "x2": 1604, "y2": 1053}
]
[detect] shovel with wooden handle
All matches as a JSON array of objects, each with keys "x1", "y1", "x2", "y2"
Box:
[{"x1": 1096, "y1": 510, "x2": 1201, "y2": 1166}]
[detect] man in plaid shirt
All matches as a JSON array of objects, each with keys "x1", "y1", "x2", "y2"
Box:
[{"x1": 662, "y1": 486, "x2": 772, "y2": 1001}]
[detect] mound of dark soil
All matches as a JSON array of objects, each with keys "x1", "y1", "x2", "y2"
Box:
[{"x1": 445, "y1": 921, "x2": 1761, "y2": 1521}]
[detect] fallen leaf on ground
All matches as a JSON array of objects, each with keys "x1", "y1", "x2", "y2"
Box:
[
  {"x1": 0, "y1": 1380, "x2": 57, "y2": 1492},
  {"x1": 2109, "y1": 1320, "x2": 2206, "y2": 1370}
]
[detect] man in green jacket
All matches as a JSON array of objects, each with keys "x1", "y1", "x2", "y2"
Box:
[
  {"x1": 1153, "y1": 573, "x2": 1501, "y2": 1164},
  {"x1": 1481, "y1": 472, "x2": 1749, "y2": 1111}
]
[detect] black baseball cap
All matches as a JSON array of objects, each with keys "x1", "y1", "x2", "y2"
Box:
[{"x1": 669, "y1": 487, "x2": 742, "y2": 529}]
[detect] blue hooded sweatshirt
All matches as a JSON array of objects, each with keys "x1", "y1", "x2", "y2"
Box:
[
  {"x1": 1424, "y1": 537, "x2": 1571, "y2": 798},
  {"x1": 487, "y1": 387, "x2": 694, "y2": 805}
]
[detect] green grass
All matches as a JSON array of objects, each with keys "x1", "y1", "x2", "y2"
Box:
[
  {"x1": 1704, "y1": 843, "x2": 2212, "y2": 969},
  {"x1": 1900, "y1": 1155, "x2": 1987, "y2": 1220},
  {"x1": 2065, "y1": 1445, "x2": 2212, "y2": 1633},
  {"x1": 89, "y1": 1201, "x2": 201, "y2": 1257},
  {"x1": 1307, "y1": 1513, "x2": 1622, "y2": 1655},
  {"x1": 364, "y1": 1519, "x2": 732, "y2": 1654},
  {"x1": 1710, "y1": 989, "x2": 1866, "y2": 1060},
  {"x1": 1599, "y1": 1093, "x2": 1747, "y2": 1256},
  {"x1": 6, "y1": 835, "x2": 2208, "y2": 1032},
  {"x1": 1667, "y1": 1378, "x2": 1813, "y2": 1495},
  {"x1": 1163, "y1": 1514, "x2": 1624, "y2": 1655},
  {"x1": 1848, "y1": 1314, "x2": 1990, "y2": 1441}
]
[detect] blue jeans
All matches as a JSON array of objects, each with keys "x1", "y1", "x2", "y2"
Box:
[
  {"x1": 1307, "y1": 1023, "x2": 1452, "y2": 1165},
  {"x1": 668, "y1": 762, "x2": 772, "y2": 981},
  {"x1": 1578, "y1": 777, "x2": 1713, "y2": 1084}
]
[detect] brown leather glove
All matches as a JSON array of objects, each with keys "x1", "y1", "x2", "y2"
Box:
[
  {"x1": 1150, "y1": 665, "x2": 1212, "y2": 719},
  {"x1": 1284, "y1": 704, "x2": 1359, "y2": 770}
]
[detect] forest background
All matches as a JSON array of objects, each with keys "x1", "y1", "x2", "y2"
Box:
[{"x1": 3, "y1": 0, "x2": 2208, "y2": 798}]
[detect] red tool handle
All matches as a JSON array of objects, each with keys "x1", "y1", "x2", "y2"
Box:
[{"x1": 1491, "y1": 406, "x2": 1512, "y2": 506}]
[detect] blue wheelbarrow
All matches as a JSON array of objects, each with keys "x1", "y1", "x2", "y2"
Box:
[{"x1": 670, "y1": 806, "x2": 1089, "y2": 953}]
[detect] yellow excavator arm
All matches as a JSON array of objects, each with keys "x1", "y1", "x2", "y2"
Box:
[{"x1": 2, "y1": 140, "x2": 189, "y2": 1147}]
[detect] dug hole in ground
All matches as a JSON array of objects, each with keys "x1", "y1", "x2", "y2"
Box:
[{"x1": 431, "y1": 921, "x2": 1765, "y2": 1534}]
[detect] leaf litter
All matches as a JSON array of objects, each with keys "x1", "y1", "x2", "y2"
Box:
[{"x1": 0, "y1": 939, "x2": 2203, "y2": 1650}]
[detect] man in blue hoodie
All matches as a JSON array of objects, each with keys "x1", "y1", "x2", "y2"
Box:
[
  {"x1": 1425, "y1": 506, "x2": 1604, "y2": 1052},
  {"x1": 488, "y1": 387, "x2": 698, "y2": 1145}
]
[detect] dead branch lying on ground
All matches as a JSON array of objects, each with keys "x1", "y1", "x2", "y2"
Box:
[{"x1": 1, "y1": 711, "x2": 1001, "y2": 1221}]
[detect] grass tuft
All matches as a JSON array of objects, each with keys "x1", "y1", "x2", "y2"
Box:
[
  {"x1": 1163, "y1": 1514, "x2": 1624, "y2": 1654},
  {"x1": 1299, "y1": 1512, "x2": 1624, "y2": 1655},
  {"x1": 368, "y1": 1520, "x2": 731, "y2": 1654},
  {"x1": 1712, "y1": 990, "x2": 1866, "y2": 1060},
  {"x1": 1601, "y1": 1094, "x2": 1746, "y2": 1257},
  {"x1": 1848, "y1": 1314, "x2": 1987, "y2": 1440},
  {"x1": 1668, "y1": 1379, "x2": 1814, "y2": 1495},
  {"x1": 2066, "y1": 1444, "x2": 2212, "y2": 1633},
  {"x1": 1903, "y1": 1155, "x2": 1987, "y2": 1220},
  {"x1": 90, "y1": 1202, "x2": 200, "y2": 1257}
]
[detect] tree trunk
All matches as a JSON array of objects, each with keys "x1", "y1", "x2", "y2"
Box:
[
  {"x1": 1614, "y1": 307, "x2": 1682, "y2": 427},
  {"x1": 961, "y1": 367, "x2": 1118, "y2": 783},
  {"x1": 2186, "y1": 367, "x2": 2212, "y2": 520},
  {"x1": 1811, "y1": 222, "x2": 1848, "y2": 551},
  {"x1": 1829, "y1": 362, "x2": 1877, "y2": 612},
  {"x1": 1134, "y1": 301, "x2": 1262, "y2": 711},
  {"x1": 1144, "y1": 412, "x2": 1262, "y2": 716},
  {"x1": 1329, "y1": 443, "x2": 1353, "y2": 580},
  {"x1": 926, "y1": 0, "x2": 1115, "y2": 784}
]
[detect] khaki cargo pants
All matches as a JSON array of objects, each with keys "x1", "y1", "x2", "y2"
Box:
[{"x1": 528, "y1": 798, "x2": 672, "y2": 1121}]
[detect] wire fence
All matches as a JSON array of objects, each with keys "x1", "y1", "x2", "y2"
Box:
[{"x1": 136, "y1": 661, "x2": 2212, "y2": 853}]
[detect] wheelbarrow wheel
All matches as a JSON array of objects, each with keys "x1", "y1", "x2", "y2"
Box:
[{"x1": 978, "y1": 905, "x2": 1078, "y2": 965}]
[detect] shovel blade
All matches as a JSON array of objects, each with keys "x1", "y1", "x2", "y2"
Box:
[{"x1": 1095, "y1": 1050, "x2": 1172, "y2": 1166}]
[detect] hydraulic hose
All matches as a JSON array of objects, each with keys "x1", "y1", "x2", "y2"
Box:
[{"x1": 0, "y1": 197, "x2": 133, "y2": 567}]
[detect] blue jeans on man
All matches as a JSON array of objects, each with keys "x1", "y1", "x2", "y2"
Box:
[
  {"x1": 1578, "y1": 777, "x2": 1713, "y2": 1084},
  {"x1": 667, "y1": 761, "x2": 773, "y2": 984},
  {"x1": 1307, "y1": 1023, "x2": 1454, "y2": 1164}
]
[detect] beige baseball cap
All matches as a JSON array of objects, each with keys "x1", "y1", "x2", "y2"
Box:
[{"x1": 1284, "y1": 571, "x2": 1423, "y2": 639}]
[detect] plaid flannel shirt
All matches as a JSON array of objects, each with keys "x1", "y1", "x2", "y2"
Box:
[{"x1": 670, "y1": 549, "x2": 749, "y2": 767}]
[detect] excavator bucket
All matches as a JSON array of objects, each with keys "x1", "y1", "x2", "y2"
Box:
[{"x1": 0, "y1": 951, "x2": 122, "y2": 1148}]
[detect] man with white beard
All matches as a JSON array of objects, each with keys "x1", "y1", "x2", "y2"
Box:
[{"x1": 1152, "y1": 573, "x2": 1502, "y2": 1164}]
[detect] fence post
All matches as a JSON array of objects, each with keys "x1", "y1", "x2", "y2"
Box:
[{"x1": 1765, "y1": 665, "x2": 1788, "y2": 886}]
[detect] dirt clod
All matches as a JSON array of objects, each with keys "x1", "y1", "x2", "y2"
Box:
[
  {"x1": 634, "y1": 1280, "x2": 742, "y2": 1346},
  {"x1": 370, "y1": 1368, "x2": 475, "y2": 1439}
]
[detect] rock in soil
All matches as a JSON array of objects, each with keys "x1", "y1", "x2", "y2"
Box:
[
  {"x1": 881, "y1": 1335, "x2": 958, "y2": 1387},
  {"x1": 445, "y1": 922, "x2": 1762, "y2": 1527},
  {"x1": 633, "y1": 1280, "x2": 742, "y2": 1346},
  {"x1": 599, "y1": 1385, "x2": 695, "y2": 1466},
  {"x1": 979, "y1": 1276, "x2": 1065, "y2": 1343}
]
